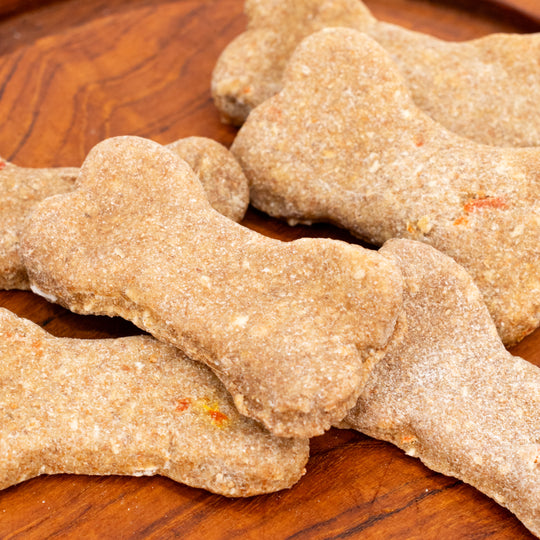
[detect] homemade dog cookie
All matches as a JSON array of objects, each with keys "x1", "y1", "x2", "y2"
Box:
[
  {"x1": 341, "y1": 239, "x2": 540, "y2": 539},
  {"x1": 168, "y1": 137, "x2": 249, "y2": 223},
  {"x1": 212, "y1": 0, "x2": 540, "y2": 147},
  {"x1": 0, "y1": 308, "x2": 308, "y2": 496},
  {"x1": 0, "y1": 159, "x2": 78, "y2": 290},
  {"x1": 20, "y1": 135, "x2": 403, "y2": 439},
  {"x1": 232, "y1": 28, "x2": 540, "y2": 346},
  {"x1": 1, "y1": 137, "x2": 248, "y2": 290}
]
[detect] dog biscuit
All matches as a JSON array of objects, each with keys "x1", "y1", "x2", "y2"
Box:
[
  {"x1": 167, "y1": 136, "x2": 249, "y2": 223},
  {"x1": 20, "y1": 135, "x2": 403, "y2": 438},
  {"x1": 1, "y1": 137, "x2": 248, "y2": 290},
  {"x1": 232, "y1": 28, "x2": 540, "y2": 345},
  {"x1": 0, "y1": 158, "x2": 78, "y2": 290},
  {"x1": 212, "y1": 0, "x2": 540, "y2": 147},
  {"x1": 0, "y1": 308, "x2": 308, "y2": 496},
  {"x1": 341, "y1": 239, "x2": 540, "y2": 538}
]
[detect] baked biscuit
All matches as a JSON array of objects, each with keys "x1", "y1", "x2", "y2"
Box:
[
  {"x1": 0, "y1": 137, "x2": 248, "y2": 290},
  {"x1": 0, "y1": 158, "x2": 78, "y2": 290},
  {"x1": 167, "y1": 136, "x2": 249, "y2": 223},
  {"x1": 0, "y1": 308, "x2": 308, "y2": 496},
  {"x1": 213, "y1": 0, "x2": 540, "y2": 147},
  {"x1": 20, "y1": 135, "x2": 403, "y2": 438},
  {"x1": 341, "y1": 239, "x2": 540, "y2": 538},
  {"x1": 232, "y1": 28, "x2": 540, "y2": 345}
]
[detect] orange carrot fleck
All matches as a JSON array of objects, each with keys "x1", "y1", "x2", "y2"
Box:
[
  {"x1": 176, "y1": 398, "x2": 192, "y2": 412},
  {"x1": 464, "y1": 196, "x2": 508, "y2": 213},
  {"x1": 0, "y1": 161, "x2": 5, "y2": 170},
  {"x1": 453, "y1": 215, "x2": 469, "y2": 226},
  {"x1": 207, "y1": 409, "x2": 229, "y2": 426}
]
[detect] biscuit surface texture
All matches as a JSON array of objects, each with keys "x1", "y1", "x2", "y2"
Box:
[
  {"x1": 0, "y1": 137, "x2": 248, "y2": 291},
  {"x1": 0, "y1": 158, "x2": 78, "y2": 290},
  {"x1": 212, "y1": 0, "x2": 540, "y2": 147},
  {"x1": 341, "y1": 239, "x2": 540, "y2": 538},
  {"x1": 232, "y1": 28, "x2": 540, "y2": 345},
  {"x1": 167, "y1": 137, "x2": 249, "y2": 222},
  {"x1": 0, "y1": 308, "x2": 308, "y2": 496},
  {"x1": 20, "y1": 135, "x2": 403, "y2": 438}
]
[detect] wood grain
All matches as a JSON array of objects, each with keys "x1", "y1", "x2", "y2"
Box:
[
  {"x1": 488, "y1": 0, "x2": 540, "y2": 23},
  {"x1": 0, "y1": 0, "x2": 53, "y2": 19},
  {"x1": 0, "y1": 1, "x2": 539, "y2": 538}
]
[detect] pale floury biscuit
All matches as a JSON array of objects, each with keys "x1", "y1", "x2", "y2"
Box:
[
  {"x1": 232, "y1": 28, "x2": 540, "y2": 346},
  {"x1": 0, "y1": 137, "x2": 248, "y2": 291},
  {"x1": 341, "y1": 239, "x2": 540, "y2": 538},
  {"x1": 0, "y1": 308, "x2": 308, "y2": 496},
  {"x1": 212, "y1": 0, "x2": 540, "y2": 147},
  {"x1": 20, "y1": 136, "x2": 403, "y2": 438}
]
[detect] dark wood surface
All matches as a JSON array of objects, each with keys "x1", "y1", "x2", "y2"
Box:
[{"x1": 0, "y1": 1, "x2": 539, "y2": 538}]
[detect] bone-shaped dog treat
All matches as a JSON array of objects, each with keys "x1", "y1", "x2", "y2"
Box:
[
  {"x1": 340, "y1": 239, "x2": 540, "y2": 538},
  {"x1": 0, "y1": 308, "x2": 308, "y2": 496},
  {"x1": 0, "y1": 159, "x2": 79, "y2": 290},
  {"x1": 20, "y1": 135, "x2": 403, "y2": 438},
  {"x1": 1, "y1": 137, "x2": 248, "y2": 291},
  {"x1": 167, "y1": 136, "x2": 249, "y2": 223},
  {"x1": 232, "y1": 28, "x2": 540, "y2": 346},
  {"x1": 212, "y1": 0, "x2": 540, "y2": 147}
]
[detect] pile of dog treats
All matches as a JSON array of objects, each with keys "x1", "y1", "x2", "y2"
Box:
[{"x1": 1, "y1": 0, "x2": 539, "y2": 537}]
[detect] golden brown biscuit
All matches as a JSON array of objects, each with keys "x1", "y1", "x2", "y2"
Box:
[
  {"x1": 341, "y1": 239, "x2": 540, "y2": 538},
  {"x1": 232, "y1": 28, "x2": 540, "y2": 346},
  {"x1": 0, "y1": 137, "x2": 248, "y2": 291},
  {"x1": 167, "y1": 137, "x2": 249, "y2": 223},
  {"x1": 213, "y1": 0, "x2": 540, "y2": 147},
  {"x1": 0, "y1": 308, "x2": 308, "y2": 496},
  {"x1": 0, "y1": 158, "x2": 78, "y2": 290},
  {"x1": 20, "y1": 135, "x2": 403, "y2": 438}
]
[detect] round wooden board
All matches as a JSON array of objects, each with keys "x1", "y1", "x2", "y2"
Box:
[{"x1": 0, "y1": 1, "x2": 539, "y2": 538}]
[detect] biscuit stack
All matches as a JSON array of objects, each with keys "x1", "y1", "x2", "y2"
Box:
[{"x1": 1, "y1": 0, "x2": 539, "y2": 537}]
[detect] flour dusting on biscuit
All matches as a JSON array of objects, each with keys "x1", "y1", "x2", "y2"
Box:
[{"x1": 341, "y1": 240, "x2": 540, "y2": 538}]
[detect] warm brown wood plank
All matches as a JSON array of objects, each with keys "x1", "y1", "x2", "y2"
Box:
[
  {"x1": 0, "y1": 1, "x2": 538, "y2": 538},
  {"x1": 0, "y1": 0, "x2": 58, "y2": 19},
  {"x1": 366, "y1": 0, "x2": 540, "y2": 36},
  {"x1": 488, "y1": 0, "x2": 540, "y2": 22}
]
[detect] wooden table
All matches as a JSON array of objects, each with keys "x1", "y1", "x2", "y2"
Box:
[{"x1": 0, "y1": 0, "x2": 538, "y2": 538}]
